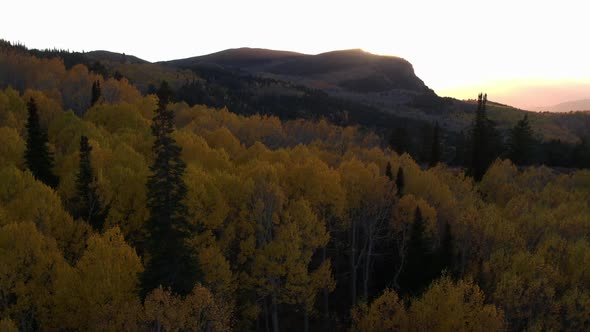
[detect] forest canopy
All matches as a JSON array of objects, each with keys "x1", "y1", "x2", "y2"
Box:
[{"x1": 1, "y1": 45, "x2": 590, "y2": 331}]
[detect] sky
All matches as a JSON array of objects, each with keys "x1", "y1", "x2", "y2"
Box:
[{"x1": 2, "y1": 0, "x2": 589, "y2": 109}]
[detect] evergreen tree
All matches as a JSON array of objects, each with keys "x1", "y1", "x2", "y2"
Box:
[
  {"x1": 400, "y1": 207, "x2": 432, "y2": 295},
  {"x1": 390, "y1": 126, "x2": 410, "y2": 155},
  {"x1": 453, "y1": 130, "x2": 466, "y2": 166},
  {"x1": 72, "y1": 135, "x2": 104, "y2": 230},
  {"x1": 24, "y1": 97, "x2": 58, "y2": 188},
  {"x1": 141, "y1": 81, "x2": 199, "y2": 297},
  {"x1": 438, "y1": 222, "x2": 453, "y2": 275},
  {"x1": 468, "y1": 93, "x2": 502, "y2": 181},
  {"x1": 395, "y1": 167, "x2": 405, "y2": 197},
  {"x1": 429, "y1": 122, "x2": 441, "y2": 167},
  {"x1": 385, "y1": 161, "x2": 393, "y2": 181},
  {"x1": 91, "y1": 80, "x2": 101, "y2": 106},
  {"x1": 507, "y1": 115, "x2": 534, "y2": 166}
]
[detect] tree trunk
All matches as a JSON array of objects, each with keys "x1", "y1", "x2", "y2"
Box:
[
  {"x1": 264, "y1": 296, "x2": 270, "y2": 332},
  {"x1": 363, "y1": 231, "x2": 374, "y2": 300},
  {"x1": 304, "y1": 309, "x2": 310, "y2": 332},
  {"x1": 272, "y1": 291, "x2": 280, "y2": 332},
  {"x1": 350, "y1": 218, "x2": 357, "y2": 307},
  {"x1": 321, "y1": 245, "x2": 330, "y2": 329}
]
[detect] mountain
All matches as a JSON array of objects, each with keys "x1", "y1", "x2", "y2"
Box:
[
  {"x1": 534, "y1": 99, "x2": 590, "y2": 113},
  {"x1": 164, "y1": 47, "x2": 431, "y2": 94},
  {"x1": 4, "y1": 39, "x2": 588, "y2": 145}
]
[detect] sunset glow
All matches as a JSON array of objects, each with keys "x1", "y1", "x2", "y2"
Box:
[{"x1": 2, "y1": 0, "x2": 589, "y2": 108}]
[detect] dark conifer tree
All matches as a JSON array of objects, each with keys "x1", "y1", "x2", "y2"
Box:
[
  {"x1": 400, "y1": 207, "x2": 432, "y2": 295},
  {"x1": 507, "y1": 115, "x2": 534, "y2": 166},
  {"x1": 438, "y1": 222, "x2": 453, "y2": 275},
  {"x1": 468, "y1": 93, "x2": 502, "y2": 181},
  {"x1": 91, "y1": 80, "x2": 101, "y2": 106},
  {"x1": 390, "y1": 126, "x2": 409, "y2": 155},
  {"x1": 141, "y1": 81, "x2": 199, "y2": 297},
  {"x1": 385, "y1": 161, "x2": 393, "y2": 181},
  {"x1": 395, "y1": 167, "x2": 404, "y2": 197},
  {"x1": 72, "y1": 135, "x2": 104, "y2": 230},
  {"x1": 453, "y1": 130, "x2": 466, "y2": 166},
  {"x1": 429, "y1": 122, "x2": 441, "y2": 167},
  {"x1": 24, "y1": 97, "x2": 58, "y2": 188}
]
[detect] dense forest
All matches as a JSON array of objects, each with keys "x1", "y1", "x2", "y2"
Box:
[{"x1": 2, "y1": 43, "x2": 590, "y2": 331}]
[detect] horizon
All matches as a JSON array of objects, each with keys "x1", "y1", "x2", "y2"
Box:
[{"x1": 3, "y1": 0, "x2": 589, "y2": 110}]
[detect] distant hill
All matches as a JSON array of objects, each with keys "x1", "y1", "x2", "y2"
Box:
[
  {"x1": 534, "y1": 99, "x2": 590, "y2": 113},
  {"x1": 4, "y1": 39, "x2": 590, "y2": 144},
  {"x1": 164, "y1": 48, "x2": 430, "y2": 94},
  {"x1": 85, "y1": 50, "x2": 148, "y2": 65}
]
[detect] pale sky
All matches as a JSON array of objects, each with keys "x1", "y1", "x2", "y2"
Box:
[{"x1": 2, "y1": 0, "x2": 590, "y2": 109}]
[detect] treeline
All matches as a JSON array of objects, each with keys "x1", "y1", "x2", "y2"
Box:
[
  {"x1": 390, "y1": 93, "x2": 590, "y2": 171},
  {"x1": 3, "y1": 47, "x2": 590, "y2": 331}
]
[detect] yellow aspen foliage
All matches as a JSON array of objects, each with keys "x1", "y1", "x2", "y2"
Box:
[
  {"x1": 99, "y1": 143, "x2": 150, "y2": 239},
  {"x1": 351, "y1": 288, "x2": 408, "y2": 332},
  {"x1": 0, "y1": 87, "x2": 27, "y2": 133},
  {"x1": 479, "y1": 159, "x2": 519, "y2": 206},
  {"x1": 101, "y1": 77, "x2": 142, "y2": 105},
  {"x1": 85, "y1": 102, "x2": 150, "y2": 134},
  {"x1": 409, "y1": 276, "x2": 505, "y2": 332},
  {"x1": 143, "y1": 285, "x2": 231, "y2": 332},
  {"x1": 486, "y1": 250, "x2": 560, "y2": 331},
  {"x1": 174, "y1": 131, "x2": 232, "y2": 171},
  {"x1": 0, "y1": 127, "x2": 24, "y2": 169},
  {"x1": 60, "y1": 64, "x2": 99, "y2": 114},
  {"x1": 0, "y1": 167, "x2": 91, "y2": 261},
  {"x1": 54, "y1": 227, "x2": 144, "y2": 331},
  {"x1": 0, "y1": 318, "x2": 18, "y2": 332},
  {"x1": 48, "y1": 110, "x2": 106, "y2": 156},
  {"x1": 23, "y1": 89, "x2": 63, "y2": 129},
  {"x1": 393, "y1": 194, "x2": 438, "y2": 237},
  {"x1": 0, "y1": 222, "x2": 73, "y2": 330},
  {"x1": 203, "y1": 126, "x2": 244, "y2": 157}
]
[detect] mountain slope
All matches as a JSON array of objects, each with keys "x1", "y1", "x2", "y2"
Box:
[
  {"x1": 535, "y1": 99, "x2": 590, "y2": 113},
  {"x1": 164, "y1": 48, "x2": 430, "y2": 94}
]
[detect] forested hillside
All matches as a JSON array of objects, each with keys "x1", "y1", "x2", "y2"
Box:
[{"x1": 2, "y1": 43, "x2": 590, "y2": 331}]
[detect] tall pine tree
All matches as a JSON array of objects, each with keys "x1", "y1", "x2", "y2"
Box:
[
  {"x1": 390, "y1": 126, "x2": 410, "y2": 155},
  {"x1": 395, "y1": 167, "x2": 405, "y2": 197},
  {"x1": 467, "y1": 93, "x2": 502, "y2": 181},
  {"x1": 400, "y1": 207, "x2": 433, "y2": 295},
  {"x1": 24, "y1": 97, "x2": 58, "y2": 188},
  {"x1": 385, "y1": 161, "x2": 393, "y2": 181},
  {"x1": 429, "y1": 122, "x2": 441, "y2": 167},
  {"x1": 507, "y1": 115, "x2": 534, "y2": 166},
  {"x1": 72, "y1": 135, "x2": 104, "y2": 230},
  {"x1": 141, "y1": 81, "x2": 199, "y2": 297},
  {"x1": 91, "y1": 80, "x2": 101, "y2": 106}
]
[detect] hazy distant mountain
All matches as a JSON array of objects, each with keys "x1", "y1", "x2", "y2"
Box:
[{"x1": 534, "y1": 99, "x2": 590, "y2": 113}]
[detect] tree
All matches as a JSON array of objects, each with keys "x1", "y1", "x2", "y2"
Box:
[
  {"x1": 452, "y1": 130, "x2": 466, "y2": 166},
  {"x1": 385, "y1": 161, "x2": 393, "y2": 181},
  {"x1": 400, "y1": 207, "x2": 433, "y2": 295},
  {"x1": 396, "y1": 167, "x2": 405, "y2": 197},
  {"x1": 91, "y1": 80, "x2": 101, "y2": 106},
  {"x1": 507, "y1": 115, "x2": 534, "y2": 166},
  {"x1": 468, "y1": 93, "x2": 502, "y2": 181},
  {"x1": 72, "y1": 135, "x2": 104, "y2": 230},
  {"x1": 24, "y1": 97, "x2": 58, "y2": 188},
  {"x1": 390, "y1": 126, "x2": 410, "y2": 155},
  {"x1": 141, "y1": 81, "x2": 199, "y2": 297},
  {"x1": 429, "y1": 122, "x2": 441, "y2": 167}
]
